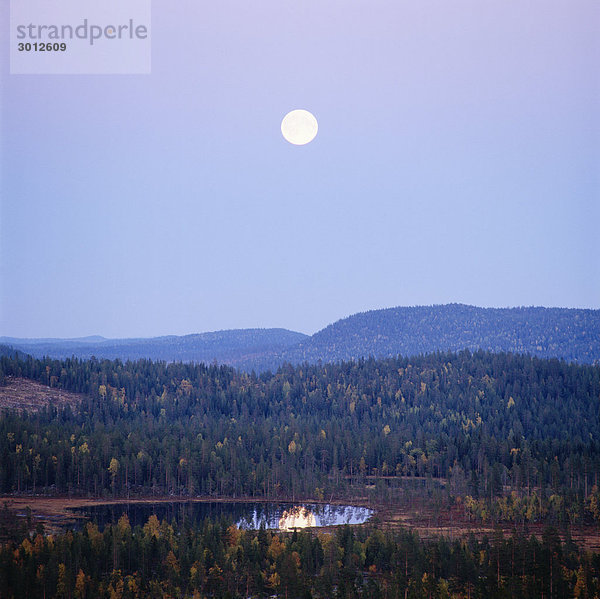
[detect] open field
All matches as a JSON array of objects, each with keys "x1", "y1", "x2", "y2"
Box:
[{"x1": 0, "y1": 377, "x2": 86, "y2": 412}]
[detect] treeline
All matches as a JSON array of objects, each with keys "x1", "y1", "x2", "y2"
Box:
[
  {"x1": 0, "y1": 351, "x2": 600, "y2": 523},
  {"x1": 1, "y1": 510, "x2": 598, "y2": 598}
]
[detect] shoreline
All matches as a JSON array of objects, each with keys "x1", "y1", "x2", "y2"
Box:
[
  {"x1": 3, "y1": 494, "x2": 600, "y2": 552},
  {"x1": 0, "y1": 495, "x2": 375, "y2": 534}
]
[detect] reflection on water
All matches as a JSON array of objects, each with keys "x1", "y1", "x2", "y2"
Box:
[
  {"x1": 236, "y1": 503, "x2": 372, "y2": 530},
  {"x1": 278, "y1": 506, "x2": 316, "y2": 530},
  {"x1": 70, "y1": 501, "x2": 372, "y2": 531}
]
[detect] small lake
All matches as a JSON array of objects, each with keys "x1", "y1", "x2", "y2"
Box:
[{"x1": 69, "y1": 501, "x2": 373, "y2": 531}]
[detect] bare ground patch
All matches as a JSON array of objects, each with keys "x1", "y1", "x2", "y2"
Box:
[{"x1": 0, "y1": 377, "x2": 87, "y2": 412}]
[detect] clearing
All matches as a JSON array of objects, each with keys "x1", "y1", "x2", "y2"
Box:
[{"x1": 0, "y1": 377, "x2": 87, "y2": 412}]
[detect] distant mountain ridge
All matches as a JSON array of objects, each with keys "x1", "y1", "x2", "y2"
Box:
[
  {"x1": 0, "y1": 335, "x2": 108, "y2": 345},
  {"x1": 0, "y1": 329, "x2": 308, "y2": 367},
  {"x1": 2, "y1": 304, "x2": 599, "y2": 370}
]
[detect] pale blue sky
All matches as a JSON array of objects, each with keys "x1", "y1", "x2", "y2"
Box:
[{"x1": 1, "y1": 0, "x2": 599, "y2": 337}]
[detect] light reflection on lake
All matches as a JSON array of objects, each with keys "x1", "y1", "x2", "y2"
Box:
[
  {"x1": 70, "y1": 501, "x2": 373, "y2": 531},
  {"x1": 279, "y1": 506, "x2": 316, "y2": 530}
]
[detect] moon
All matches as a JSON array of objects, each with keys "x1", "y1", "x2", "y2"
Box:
[{"x1": 281, "y1": 109, "x2": 318, "y2": 145}]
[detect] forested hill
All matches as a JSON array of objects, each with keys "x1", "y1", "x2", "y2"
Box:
[
  {"x1": 267, "y1": 304, "x2": 600, "y2": 370},
  {"x1": 3, "y1": 305, "x2": 598, "y2": 371},
  {"x1": 0, "y1": 328, "x2": 307, "y2": 366},
  {"x1": 0, "y1": 349, "x2": 599, "y2": 503},
  {"x1": 1, "y1": 352, "x2": 600, "y2": 599}
]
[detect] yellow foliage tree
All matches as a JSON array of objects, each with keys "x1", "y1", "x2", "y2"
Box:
[{"x1": 74, "y1": 569, "x2": 88, "y2": 599}]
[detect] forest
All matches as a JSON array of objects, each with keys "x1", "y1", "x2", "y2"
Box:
[
  {"x1": 1, "y1": 348, "x2": 600, "y2": 597},
  {"x1": 0, "y1": 350, "x2": 599, "y2": 510},
  {"x1": 282, "y1": 305, "x2": 600, "y2": 368},
  {"x1": 2, "y1": 508, "x2": 600, "y2": 598},
  {"x1": 3, "y1": 304, "x2": 599, "y2": 372}
]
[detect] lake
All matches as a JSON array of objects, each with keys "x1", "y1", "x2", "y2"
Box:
[{"x1": 69, "y1": 501, "x2": 373, "y2": 531}]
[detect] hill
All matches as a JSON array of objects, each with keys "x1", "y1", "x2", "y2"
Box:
[
  {"x1": 1, "y1": 348, "x2": 599, "y2": 503},
  {"x1": 0, "y1": 328, "x2": 307, "y2": 367},
  {"x1": 271, "y1": 304, "x2": 600, "y2": 369},
  {"x1": 3, "y1": 304, "x2": 598, "y2": 371}
]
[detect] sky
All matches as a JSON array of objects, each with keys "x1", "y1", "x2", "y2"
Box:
[{"x1": 1, "y1": 0, "x2": 599, "y2": 338}]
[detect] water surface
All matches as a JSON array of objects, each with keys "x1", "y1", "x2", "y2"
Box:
[{"x1": 70, "y1": 501, "x2": 372, "y2": 531}]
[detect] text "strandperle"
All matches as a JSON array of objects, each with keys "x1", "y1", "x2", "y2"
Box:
[{"x1": 16, "y1": 19, "x2": 148, "y2": 46}]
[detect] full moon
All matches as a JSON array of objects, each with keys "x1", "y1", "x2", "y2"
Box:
[{"x1": 281, "y1": 109, "x2": 318, "y2": 145}]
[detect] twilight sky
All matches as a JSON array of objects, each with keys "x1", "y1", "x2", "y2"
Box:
[{"x1": 1, "y1": 0, "x2": 599, "y2": 338}]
